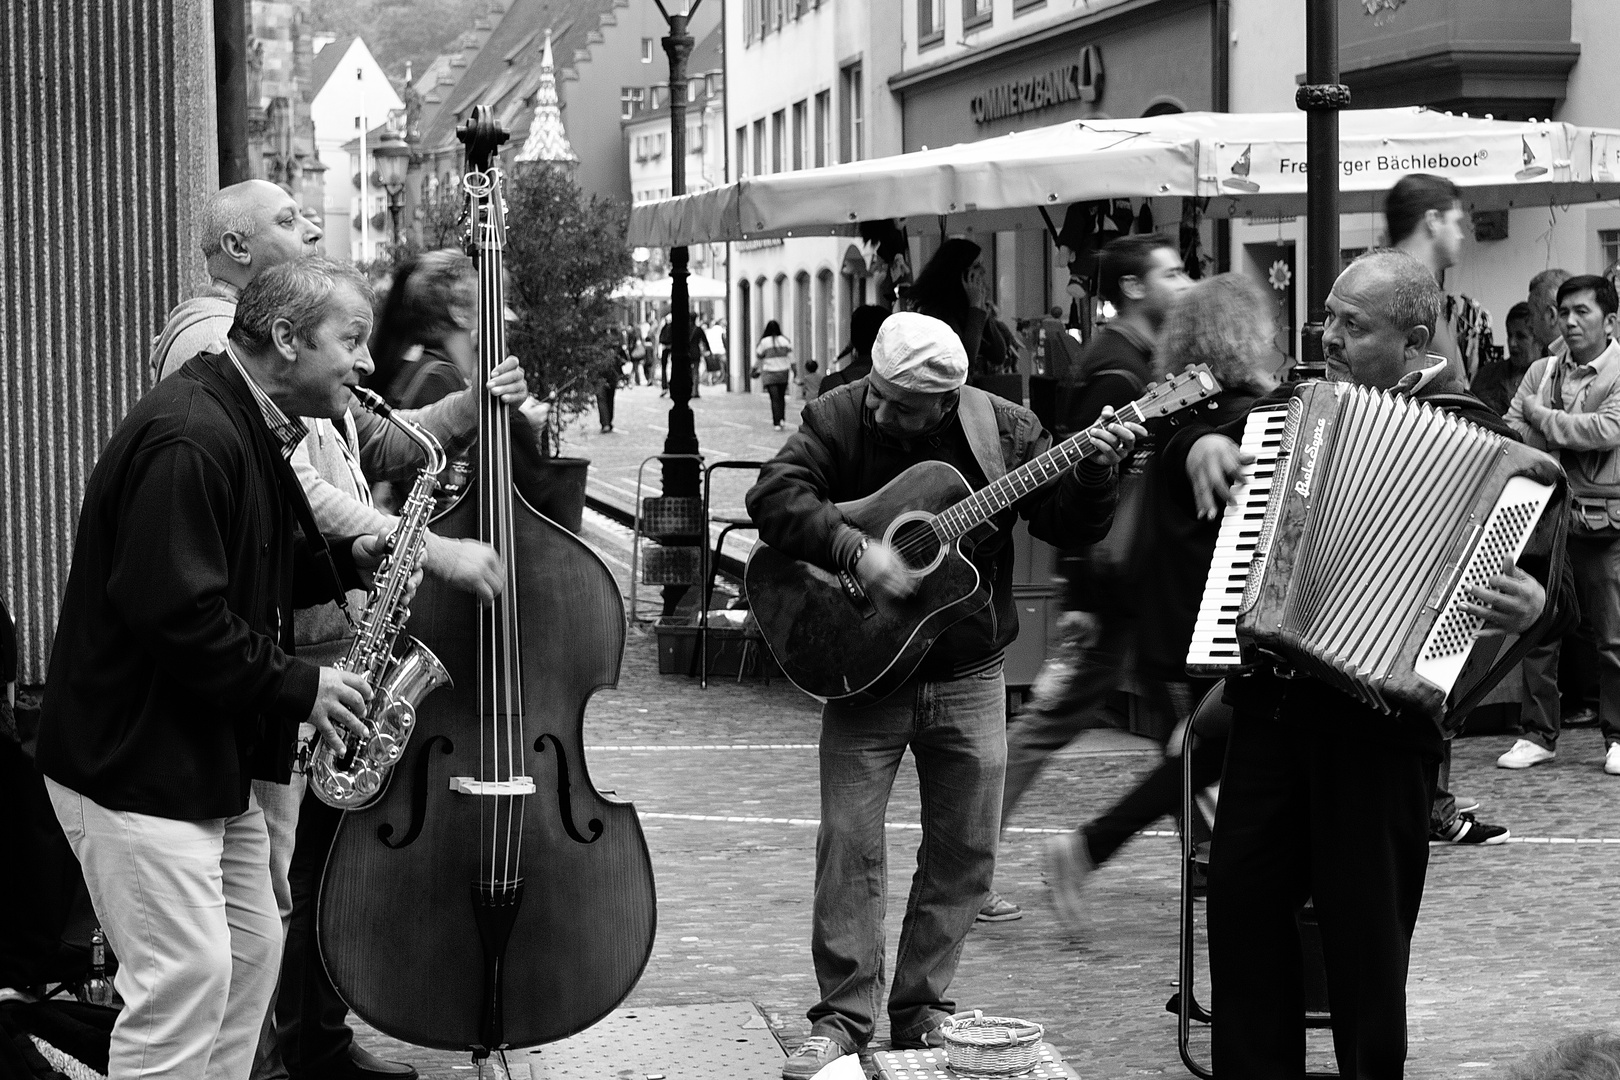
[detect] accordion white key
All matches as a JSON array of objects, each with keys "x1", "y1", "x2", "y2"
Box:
[{"x1": 1187, "y1": 381, "x2": 1567, "y2": 719}]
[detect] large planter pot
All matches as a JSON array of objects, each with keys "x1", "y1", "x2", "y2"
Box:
[{"x1": 525, "y1": 456, "x2": 590, "y2": 533}]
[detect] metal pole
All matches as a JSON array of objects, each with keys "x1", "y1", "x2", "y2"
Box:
[
  {"x1": 658, "y1": 0, "x2": 703, "y2": 613},
  {"x1": 1211, "y1": 0, "x2": 1231, "y2": 274},
  {"x1": 1297, "y1": 0, "x2": 1349, "y2": 379}
]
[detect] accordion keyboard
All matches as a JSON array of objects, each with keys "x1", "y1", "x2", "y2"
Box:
[{"x1": 1186, "y1": 405, "x2": 1291, "y2": 675}]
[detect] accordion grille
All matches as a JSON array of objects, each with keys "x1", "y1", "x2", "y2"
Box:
[{"x1": 1277, "y1": 386, "x2": 1501, "y2": 687}]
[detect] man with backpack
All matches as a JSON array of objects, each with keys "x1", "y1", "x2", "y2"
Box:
[{"x1": 982, "y1": 233, "x2": 1190, "y2": 922}]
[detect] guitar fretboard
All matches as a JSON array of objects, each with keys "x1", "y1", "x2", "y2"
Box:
[{"x1": 931, "y1": 402, "x2": 1146, "y2": 542}]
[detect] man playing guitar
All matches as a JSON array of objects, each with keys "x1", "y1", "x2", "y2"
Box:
[{"x1": 746, "y1": 312, "x2": 1141, "y2": 1078}]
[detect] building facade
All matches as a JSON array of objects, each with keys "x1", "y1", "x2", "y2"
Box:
[
  {"x1": 725, "y1": 0, "x2": 902, "y2": 392},
  {"x1": 248, "y1": 0, "x2": 327, "y2": 213},
  {"x1": 309, "y1": 36, "x2": 404, "y2": 263},
  {"x1": 623, "y1": 24, "x2": 726, "y2": 297}
]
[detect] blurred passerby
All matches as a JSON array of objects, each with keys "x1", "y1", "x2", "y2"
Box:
[
  {"x1": 1470, "y1": 301, "x2": 1537, "y2": 417},
  {"x1": 904, "y1": 238, "x2": 1006, "y2": 374},
  {"x1": 598, "y1": 334, "x2": 629, "y2": 433},
  {"x1": 1388, "y1": 173, "x2": 1491, "y2": 383},
  {"x1": 628, "y1": 326, "x2": 651, "y2": 385},
  {"x1": 369, "y1": 250, "x2": 476, "y2": 409},
  {"x1": 817, "y1": 306, "x2": 887, "y2": 397},
  {"x1": 1505, "y1": 273, "x2": 1620, "y2": 776},
  {"x1": 983, "y1": 232, "x2": 1191, "y2": 923},
  {"x1": 1044, "y1": 274, "x2": 1279, "y2": 930},
  {"x1": 754, "y1": 320, "x2": 795, "y2": 429}
]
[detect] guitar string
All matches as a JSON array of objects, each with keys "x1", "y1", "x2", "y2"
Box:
[{"x1": 885, "y1": 399, "x2": 1155, "y2": 564}]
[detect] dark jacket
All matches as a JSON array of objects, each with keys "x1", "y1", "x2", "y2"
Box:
[
  {"x1": 38, "y1": 353, "x2": 361, "y2": 819},
  {"x1": 1159, "y1": 379, "x2": 1575, "y2": 733},
  {"x1": 1061, "y1": 323, "x2": 1155, "y2": 436},
  {"x1": 746, "y1": 377, "x2": 1119, "y2": 676},
  {"x1": 816, "y1": 357, "x2": 872, "y2": 397}
]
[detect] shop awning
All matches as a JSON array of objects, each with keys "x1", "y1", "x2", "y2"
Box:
[
  {"x1": 611, "y1": 273, "x2": 729, "y2": 300},
  {"x1": 628, "y1": 107, "x2": 1620, "y2": 248}
]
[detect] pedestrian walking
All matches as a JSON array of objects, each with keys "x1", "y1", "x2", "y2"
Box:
[
  {"x1": 754, "y1": 320, "x2": 796, "y2": 429},
  {"x1": 1040, "y1": 274, "x2": 1279, "y2": 930}
]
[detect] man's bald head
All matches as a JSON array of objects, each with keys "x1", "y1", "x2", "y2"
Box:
[
  {"x1": 1322, "y1": 249, "x2": 1445, "y2": 391},
  {"x1": 201, "y1": 180, "x2": 323, "y2": 288}
]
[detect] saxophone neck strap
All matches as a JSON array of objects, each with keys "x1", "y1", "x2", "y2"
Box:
[{"x1": 268, "y1": 443, "x2": 357, "y2": 622}]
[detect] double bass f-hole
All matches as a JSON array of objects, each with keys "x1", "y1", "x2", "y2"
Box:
[{"x1": 534, "y1": 734, "x2": 604, "y2": 844}]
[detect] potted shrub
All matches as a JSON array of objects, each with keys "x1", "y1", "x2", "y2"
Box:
[{"x1": 502, "y1": 163, "x2": 632, "y2": 531}]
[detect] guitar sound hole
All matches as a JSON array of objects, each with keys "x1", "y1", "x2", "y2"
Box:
[{"x1": 890, "y1": 519, "x2": 941, "y2": 572}]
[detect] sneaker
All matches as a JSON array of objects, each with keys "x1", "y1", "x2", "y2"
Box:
[
  {"x1": 1564, "y1": 706, "x2": 1599, "y2": 728},
  {"x1": 782, "y1": 1036, "x2": 845, "y2": 1079},
  {"x1": 1430, "y1": 812, "x2": 1510, "y2": 846},
  {"x1": 976, "y1": 891, "x2": 1022, "y2": 922},
  {"x1": 1606, "y1": 743, "x2": 1620, "y2": 776},
  {"x1": 1045, "y1": 830, "x2": 1095, "y2": 933},
  {"x1": 1497, "y1": 739, "x2": 1556, "y2": 770}
]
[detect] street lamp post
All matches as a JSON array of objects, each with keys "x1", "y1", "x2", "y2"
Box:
[
  {"x1": 374, "y1": 129, "x2": 412, "y2": 257},
  {"x1": 1297, "y1": 0, "x2": 1348, "y2": 378},
  {"x1": 654, "y1": 0, "x2": 704, "y2": 613}
]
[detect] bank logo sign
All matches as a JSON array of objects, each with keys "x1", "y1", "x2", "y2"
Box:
[{"x1": 970, "y1": 44, "x2": 1102, "y2": 125}]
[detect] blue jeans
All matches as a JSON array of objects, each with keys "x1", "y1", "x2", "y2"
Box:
[{"x1": 808, "y1": 670, "x2": 1007, "y2": 1051}]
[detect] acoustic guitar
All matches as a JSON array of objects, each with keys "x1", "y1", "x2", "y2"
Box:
[{"x1": 745, "y1": 366, "x2": 1221, "y2": 705}]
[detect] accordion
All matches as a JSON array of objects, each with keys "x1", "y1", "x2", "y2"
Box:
[{"x1": 1187, "y1": 381, "x2": 1566, "y2": 719}]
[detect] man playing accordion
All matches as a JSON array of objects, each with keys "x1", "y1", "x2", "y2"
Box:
[{"x1": 1162, "y1": 249, "x2": 1573, "y2": 1080}]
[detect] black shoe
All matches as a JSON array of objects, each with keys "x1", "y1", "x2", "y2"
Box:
[
  {"x1": 1429, "y1": 812, "x2": 1509, "y2": 846},
  {"x1": 304, "y1": 1044, "x2": 419, "y2": 1080}
]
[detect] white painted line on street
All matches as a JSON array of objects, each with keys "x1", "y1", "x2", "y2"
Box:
[
  {"x1": 719, "y1": 420, "x2": 752, "y2": 430},
  {"x1": 588, "y1": 743, "x2": 819, "y2": 751},
  {"x1": 636, "y1": 813, "x2": 1620, "y2": 846}
]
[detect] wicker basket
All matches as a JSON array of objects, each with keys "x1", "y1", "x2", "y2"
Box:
[
  {"x1": 640, "y1": 496, "x2": 704, "y2": 540},
  {"x1": 640, "y1": 543, "x2": 702, "y2": 585},
  {"x1": 939, "y1": 1011, "x2": 1044, "y2": 1077}
]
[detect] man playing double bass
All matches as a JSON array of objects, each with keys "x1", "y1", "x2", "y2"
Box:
[{"x1": 746, "y1": 312, "x2": 1141, "y2": 1078}]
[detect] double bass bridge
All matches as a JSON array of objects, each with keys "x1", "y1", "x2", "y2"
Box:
[{"x1": 449, "y1": 776, "x2": 536, "y2": 796}]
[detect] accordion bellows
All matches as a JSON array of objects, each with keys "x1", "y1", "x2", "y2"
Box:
[{"x1": 1189, "y1": 381, "x2": 1566, "y2": 719}]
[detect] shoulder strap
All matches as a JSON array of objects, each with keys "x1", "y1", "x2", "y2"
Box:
[{"x1": 957, "y1": 385, "x2": 1007, "y2": 483}]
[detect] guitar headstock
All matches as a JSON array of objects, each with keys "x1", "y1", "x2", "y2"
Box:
[{"x1": 1130, "y1": 364, "x2": 1222, "y2": 422}]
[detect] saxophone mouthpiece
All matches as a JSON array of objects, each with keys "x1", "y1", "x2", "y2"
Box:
[{"x1": 351, "y1": 385, "x2": 393, "y2": 418}]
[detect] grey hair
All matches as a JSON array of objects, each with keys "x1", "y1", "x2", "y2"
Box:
[
  {"x1": 1505, "y1": 1031, "x2": 1620, "y2": 1080},
  {"x1": 1347, "y1": 248, "x2": 1442, "y2": 336},
  {"x1": 200, "y1": 181, "x2": 275, "y2": 258},
  {"x1": 1529, "y1": 268, "x2": 1572, "y2": 303},
  {"x1": 229, "y1": 257, "x2": 372, "y2": 351},
  {"x1": 1157, "y1": 273, "x2": 1275, "y2": 392}
]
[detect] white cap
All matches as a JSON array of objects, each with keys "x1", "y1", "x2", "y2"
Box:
[{"x1": 871, "y1": 312, "x2": 969, "y2": 394}]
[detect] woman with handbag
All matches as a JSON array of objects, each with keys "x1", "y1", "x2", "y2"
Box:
[{"x1": 754, "y1": 320, "x2": 796, "y2": 430}]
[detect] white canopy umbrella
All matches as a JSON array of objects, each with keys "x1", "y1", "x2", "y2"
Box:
[
  {"x1": 611, "y1": 273, "x2": 728, "y2": 300},
  {"x1": 629, "y1": 107, "x2": 1620, "y2": 248}
]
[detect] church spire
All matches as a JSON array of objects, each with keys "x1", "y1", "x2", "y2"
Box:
[{"x1": 516, "y1": 29, "x2": 579, "y2": 165}]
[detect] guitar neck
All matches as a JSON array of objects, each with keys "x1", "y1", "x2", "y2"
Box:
[{"x1": 934, "y1": 400, "x2": 1146, "y2": 542}]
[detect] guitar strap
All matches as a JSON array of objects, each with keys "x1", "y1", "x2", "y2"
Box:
[{"x1": 957, "y1": 385, "x2": 1007, "y2": 486}]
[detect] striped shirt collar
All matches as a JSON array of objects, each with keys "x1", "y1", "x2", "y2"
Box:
[{"x1": 223, "y1": 342, "x2": 308, "y2": 458}]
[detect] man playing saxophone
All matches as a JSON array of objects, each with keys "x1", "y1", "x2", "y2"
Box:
[{"x1": 150, "y1": 180, "x2": 531, "y2": 1080}]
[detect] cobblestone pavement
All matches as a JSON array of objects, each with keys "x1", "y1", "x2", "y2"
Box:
[{"x1": 349, "y1": 386, "x2": 1619, "y2": 1079}]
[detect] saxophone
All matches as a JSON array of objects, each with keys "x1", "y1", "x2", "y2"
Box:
[{"x1": 305, "y1": 386, "x2": 453, "y2": 809}]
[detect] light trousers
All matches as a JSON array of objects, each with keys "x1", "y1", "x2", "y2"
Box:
[{"x1": 46, "y1": 777, "x2": 283, "y2": 1080}]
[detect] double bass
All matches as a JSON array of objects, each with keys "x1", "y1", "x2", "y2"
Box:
[{"x1": 317, "y1": 109, "x2": 657, "y2": 1056}]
